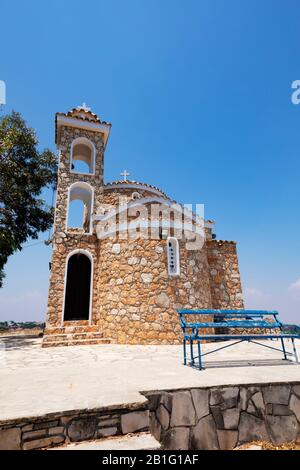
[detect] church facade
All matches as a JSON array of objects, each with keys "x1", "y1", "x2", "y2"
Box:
[{"x1": 42, "y1": 106, "x2": 244, "y2": 347}]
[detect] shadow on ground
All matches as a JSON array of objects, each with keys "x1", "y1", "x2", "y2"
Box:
[{"x1": 189, "y1": 358, "x2": 296, "y2": 370}]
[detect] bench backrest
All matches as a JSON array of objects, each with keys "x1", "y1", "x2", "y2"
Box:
[{"x1": 177, "y1": 309, "x2": 281, "y2": 330}]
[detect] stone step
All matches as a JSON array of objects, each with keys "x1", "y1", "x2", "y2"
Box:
[
  {"x1": 49, "y1": 432, "x2": 161, "y2": 451},
  {"x1": 42, "y1": 338, "x2": 111, "y2": 348},
  {"x1": 72, "y1": 332, "x2": 105, "y2": 340},
  {"x1": 45, "y1": 325, "x2": 102, "y2": 335},
  {"x1": 43, "y1": 332, "x2": 105, "y2": 342}
]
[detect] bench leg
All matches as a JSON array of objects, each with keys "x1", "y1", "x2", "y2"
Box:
[
  {"x1": 183, "y1": 339, "x2": 187, "y2": 366},
  {"x1": 292, "y1": 338, "x2": 299, "y2": 363},
  {"x1": 197, "y1": 340, "x2": 202, "y2": 370},
  {"x1": 280, "y1": 337, "x2": 287, "y2": 360},
  {"x1": 190, "y1": 339, "x2": 194, "y2": 366}
]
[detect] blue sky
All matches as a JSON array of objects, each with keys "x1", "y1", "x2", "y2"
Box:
[{"x1": 1, "y1": 0, "x2": 300, "y2": 323}]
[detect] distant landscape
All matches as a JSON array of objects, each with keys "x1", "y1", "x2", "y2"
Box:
[{"x1": 0, "y1": 321, "x2": 44, "y2": 336}]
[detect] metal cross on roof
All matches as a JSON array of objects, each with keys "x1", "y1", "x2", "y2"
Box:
[
  {"x1": 77, "y1": 102, "x2": 91, "y2": 112},
  {"x1": 121, "y1": 170, "x2": 130, "y2": 181}
]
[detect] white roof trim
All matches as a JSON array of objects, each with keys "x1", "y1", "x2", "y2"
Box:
[
  {"x1": 104, "y1": 183, "x2": 168, "y2": 199},
  {"x1": 56, "y1": 115, "x2": 111, "y2": 147}
]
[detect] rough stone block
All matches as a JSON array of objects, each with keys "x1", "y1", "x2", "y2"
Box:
[
  {"x1": 222, "y1": 408, "x2": 240, "y2": 430},
  {"x1": 239, "y1": 388, "x2": 248, "y2": 410},
  {"x1": 96, "y1": 427, "x2": 118, "y2": 438},
  {"x1": 262, "y1": 385, "x2": 291, "y2": 405},
  {"x1": 160, "y1": 393, "x2": 173, "y2": 412},
  {"x1": 97, "y1": 418, "x2": 119, "y2": 428},
  {"x1": 191, "y1": 414, "x2": 219, "y2": 450},
  {"x1": 210, "y1": 387, "x2": 239, "y2": 409},
  {"x1": 289, "y1": 394, "x2": 300, "y2": 419},
  {"x1": 162, "y1": 427, "x2": 190, "y2": 450},
  {"x1": 210, "y1": 388, "x2": 223, "y2": 406},
  {"x1": 272, "y1": 404, "x2": 293, "y2": 416},
  {"x1": 191, "y1": 389, "x2": 209, "y2": 420},
  {"x1": 111, "y1": 244, "x2": 121, "y2": 254},
  {"x1": 251, "y1": 392, "x2": 265, "y2": 414},
  {"x1": 0, "y1": 428, "x2": 21, "y2": 450},
  {"x1": 266, "y1": 415, "x2": 298, "y2": 445},
  {"x1": 33, "y1": 420, "x2": 59, "y2": 430},
  {"x1": 22, "y1": 435, "x2": 65, "y2": 450},
  {"x1": 266, "y1": 404, "x2": 273, "y2": 415},
  {"x1": 238, "y1": 412, "x2": 268, "y2": 443},
  {"x1": 48, "y1": 426, "x2": 65, "y2": 436},
  {"x1": 170, "y1": 391, "x2": 196, "y2": 427},
  {"x1": 156, "y1": 404, "x2": 170, "y2": 430},
  {"x1": 23, "y1": 429, "x2": 48, "y2": 441},
  {"x1": 147, "y1": 393, "x2": 161, "y2": 412},
  {"x1": 121, "y1": 410, "x2": 149, "y2": 434},
  {"x1": 211, "y1": 406, "x2": 224, "y2": 429},
  {"x1": 293, "y1": 385, "x2": 300, "y2": 399},
  {"x1": 217, "y1": 430, "x2": 238, "y2": 450},
  {"x1": 67, "y1": 417, "x2": 97, "y2": 442},
  {"x1": 155, "y1": 293, "x2": 170, "y2": 308},
  {"x1": 21, "y1": 424, "x2": 34, "y2": 432},
  {"x1": 247, "y1": 401, "x2": 257, "y2": 416},
  {"x1": 150, "y1": 412, "x2": 161, "y2": 442}
]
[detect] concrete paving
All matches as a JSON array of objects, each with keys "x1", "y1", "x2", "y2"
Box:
[{"x1": 0, "y1": 336, "x2": 299, "y2": 422}]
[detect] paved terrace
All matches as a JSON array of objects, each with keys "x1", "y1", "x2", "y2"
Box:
[{"x1": 0, "y1": 336, "x2": 299, "y2": 423}]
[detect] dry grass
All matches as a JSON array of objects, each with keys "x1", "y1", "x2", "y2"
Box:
[
  {"x1": 0, "y1": 328, "x2": 43, "y2": 337},
  {"x1": 236, "y1": 440, "x2": 300, "y2": 450}
]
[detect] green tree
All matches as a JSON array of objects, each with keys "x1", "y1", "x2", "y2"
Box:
[{"x1": 0, "y1": 111, "x2": 57, "y2": 286}]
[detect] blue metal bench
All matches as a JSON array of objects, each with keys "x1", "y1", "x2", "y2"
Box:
[{"x1": 177, "y1": 309, "x2": 300, "y2": 370}]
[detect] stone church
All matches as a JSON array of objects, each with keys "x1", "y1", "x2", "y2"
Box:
[{"x1": 42, "y1": 105, "x2": 244, "y2": 347}]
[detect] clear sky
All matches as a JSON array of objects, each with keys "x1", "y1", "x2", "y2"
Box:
[{"x1": 1, "y1": 0, "x2": 300, "y2": 323}]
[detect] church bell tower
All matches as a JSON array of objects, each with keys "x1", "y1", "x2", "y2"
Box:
[{"x1": 43, "y1": 105, "x2": 111, "y2": 342}]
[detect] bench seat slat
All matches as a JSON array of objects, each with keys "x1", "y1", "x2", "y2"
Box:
[
  {"x1": 184, "y1": 334, "x2": 298, "y2": 340},
  {"x1": 182, "y1": 321, "x2": 281, "y2": 329},
  {"x1": 178, "y1": 309, "x2": 279, "y2": 316}
]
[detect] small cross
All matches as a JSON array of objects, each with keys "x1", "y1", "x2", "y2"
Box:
[
  {"x1": 77, "y1": 102, "x2": 91, "y2": 112},
  {"x1": 121, "y1": 170, "x2": 130, "y2": 181}
]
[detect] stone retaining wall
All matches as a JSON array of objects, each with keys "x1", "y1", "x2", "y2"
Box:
[
  {"x1": 0, "y1": 406, "x2": 149, "y2": 450},
  {"x1": 146, "y1": 382, "x2": 300, "y2": 450}
]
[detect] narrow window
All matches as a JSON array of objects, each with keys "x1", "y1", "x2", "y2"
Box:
[{"x1": 167, "y1": 237, "x2": 180, "y2": 276}]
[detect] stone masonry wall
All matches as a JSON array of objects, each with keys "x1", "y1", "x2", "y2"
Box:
[
  {"x1": 2, "y1": 383, "x2": 300, "y2": 450},
  {"x1": 0, "y1": 406, "x2": 149, "y2": 451},
  {"x1": 207, "y1": 240, "x2": 244, "y2": 309},
  {"x1": 94, "y1": 237, "x2": 212, "y2": 344},
  {"x1": 147, "y1": 382, "x2": 300, "y2": 450}
]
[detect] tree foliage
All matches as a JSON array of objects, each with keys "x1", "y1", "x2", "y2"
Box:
[{"x1": 0, "y1": 111, "x2": 57, "y2": 286}]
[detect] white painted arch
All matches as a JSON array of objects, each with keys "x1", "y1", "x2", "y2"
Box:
[
  {"x1": 70, "y1": 137, "x2": 96, "y2": 174},
  {"x1": 66, "y1": 181, "x2": 94, "y2": 234}
]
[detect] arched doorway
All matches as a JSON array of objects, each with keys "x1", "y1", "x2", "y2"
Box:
[{"x1": 63, "y1": 252, "x2": 92, "y2": 321}]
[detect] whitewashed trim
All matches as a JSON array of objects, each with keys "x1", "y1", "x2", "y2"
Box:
[
  {"x1": 104, "y1": 183, "x2": 168, "y2": 199},
  {"x1": 66, "y1": 181, "x2": 94, "y2": 234},
  {"x1": 56, "y1": 115, "x2": 111, "y2": 147},
  {"x1": 70, "y1": 137, "x2": 96, "y2": 175}
]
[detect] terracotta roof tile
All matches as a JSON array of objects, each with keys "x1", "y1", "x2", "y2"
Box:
[
  {"x1": 104, "y1": 180, "x2": 170, "y2": 198},
  {"x1": 56, "y1": 107, "x2": 112, "y2": 126}
]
